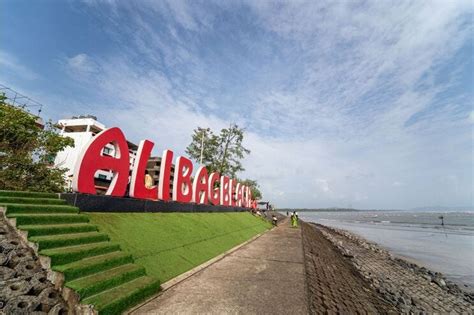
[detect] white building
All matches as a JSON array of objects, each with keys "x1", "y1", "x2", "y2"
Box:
[{"x1": 54, "y1": 115, "x2": 138, "y2": 193}]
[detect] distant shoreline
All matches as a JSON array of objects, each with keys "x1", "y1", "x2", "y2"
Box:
[{"x1": 280, "y1": 208, "x2": 474, "y2": 212}]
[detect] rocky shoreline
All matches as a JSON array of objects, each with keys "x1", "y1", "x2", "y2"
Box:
[{"x1": 304, "y1": 222, "x2": 474, "y2": 314}]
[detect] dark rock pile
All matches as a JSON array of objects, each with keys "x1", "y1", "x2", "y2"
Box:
[
  {"x1": 316, "y1": 223, "x2": 474, "y2": 313},
  {"x1": 393, "y1": 257, "x2": 474, "y2": 304},
  {"x1": 0, "y1": 215, "x2": 68, "y2": 315}
]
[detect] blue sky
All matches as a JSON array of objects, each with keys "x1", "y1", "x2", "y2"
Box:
[{"x1": 1, "y1": 0, "x2": 473, "y2": 209}]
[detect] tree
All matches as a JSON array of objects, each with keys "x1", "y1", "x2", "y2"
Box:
[
  {"x1": 239, "y1": 179, "x2": 262, "y2": 200},
  {"x1": 186, "y1": 124, "x2": 250, "y2": 178},
  {"x1": 0, "y1": 95, "x2": 74, "y2": 192},
  {"x1": 186, "y1": 124, "x2": 262, "y2": 200}
]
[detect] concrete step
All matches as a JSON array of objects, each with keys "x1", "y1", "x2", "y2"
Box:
[
  {"x1": 8, "y1": 213, "x2": 89, "y2": 225},
  {"x1": 30, "y1": 231, "x2": 109, "y2": 250},
  {"x1": 55, "y1": 251, "x2": 134, "y2": 281},
  {"x1": 5, "y1": 204, "x2": 79, "y2": 215},
  {"x1": 0, "y1": 196, "x2": 66, "y2": 205},
  {"x1": 40, "y1": 242, "x2": 121, "y2": 266},
  {"x1": 67, "y1": 264, "x2": 146, "y2": 300},
  {"x1": 18, "y1": 223, "x2": 98, "y2": 237},
  {"x1": 82, "y1": 276, "x2": 160, "y2": 315}
]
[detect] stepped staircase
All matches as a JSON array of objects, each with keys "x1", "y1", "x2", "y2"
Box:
[{"x1": 0, "y1": 190, "x2": 160, "y2": 315}]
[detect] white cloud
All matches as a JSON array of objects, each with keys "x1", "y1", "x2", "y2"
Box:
[
  {"x1": 0, "y1": 51, "x2": 38, "y2": 80},
  {"x1": 65, "y1": 53, "x2": 99, "y2": 76},
  {"x1": 59, "y1": 1, "x2": 473, "y2": 209}
]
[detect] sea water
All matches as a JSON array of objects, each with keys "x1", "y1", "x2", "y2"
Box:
[{"x1": 298, "y1": 211, "x2": 474, "y2": 291}]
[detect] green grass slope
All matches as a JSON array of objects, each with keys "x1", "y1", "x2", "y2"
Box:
[
  {"x1": 87, "y1": 212, "x2": 271, "y2": 282},
  {"x1": 1, "y1": 190, "x2": 270, "y2": 313},
  {"x1": 0, "y1": 190, "x2": 160, "y2": 314}
]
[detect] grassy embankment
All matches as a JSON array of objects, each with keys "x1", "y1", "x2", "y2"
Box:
[
  {"x1": 88, "y1": 212, "x2": 271, "y2": 282},
  {"x1": 0, "y1": 190, "x2": 270, "y2": 314}
]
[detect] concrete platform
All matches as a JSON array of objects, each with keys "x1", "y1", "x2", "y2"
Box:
[{"x1": 131, "y1": 219, "x2": 308, "y2": 314}]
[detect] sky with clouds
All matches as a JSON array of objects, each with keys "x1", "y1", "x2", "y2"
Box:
[{"x1": 1, "y1": 0, "x2": 473, "y2": 209}]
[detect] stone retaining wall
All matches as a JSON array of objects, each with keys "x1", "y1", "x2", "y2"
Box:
[
  {"x1": 315, "y1": 223, "x2": 474, "y2": 313},
  {"x1": 0, "y1": 210, "x2": 68, "y2": 314}
]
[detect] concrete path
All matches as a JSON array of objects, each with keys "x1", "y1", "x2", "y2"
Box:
[{"x1": 131, "y1": 219, "x2": 308, "y2": 315}]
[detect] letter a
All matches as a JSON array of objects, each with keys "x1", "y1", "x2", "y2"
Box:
[
  {"x1": 192, "y1": 166, "x2": 209, "y2": 204},
  {"x1": 72, "y1": 127, "x2": 130, "y2": 196}
]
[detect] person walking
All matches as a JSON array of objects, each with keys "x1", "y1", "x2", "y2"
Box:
[{"x1": 291, "y1": 211, "x2": 298, "y2": 227}]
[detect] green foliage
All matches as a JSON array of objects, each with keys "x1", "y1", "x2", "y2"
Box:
[
  {"x1": 186, "y1": 124, "x2": 250, "y2": 178},
  {"x1": 238, "y1": 178, "x2": 262, "y2": 200},
  {"x1": 185, "y1": 126, "x2": 263, "y2": 199},
  {"x1": 0, "y1": 190, "x2": 58, "y2": 198},
  {"x1": 0, "y1": 97, "x2": 74, "y2": 192},
  {"x1": 87, "y1": 212, "x2": 271, "y2": 282}
]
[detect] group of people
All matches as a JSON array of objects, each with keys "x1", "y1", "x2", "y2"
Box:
[{"x1": 287, "y1": 211, "x2": 299, "y2": 227}]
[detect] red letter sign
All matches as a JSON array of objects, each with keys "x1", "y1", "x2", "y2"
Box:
[
  {"x1": 208, "y1": 172, "x2": 220, "y2": 205},
  {"x1": 235, "y1": 183, "x2": 242, "y2": 207},
  {"x1": 247, "y1": 187, "x2": 252, "y2": 208},
  {"x1": 130, "y1": 140, "x2": 158, "y2": 200},
  {"x1": 220, "y1": 176, "x2": 230, "y2": 206},
  {"x1": 173, "y1": 156, "x2": 193, "y2": 203},
  {"x1": 229, "y1": 179, "x2": 237, "y2": 207},
  {"x1": 72, "y1": 127, "x2": 130, "y2": 196},
  {"x1": 158, "y1": 149, "x2": 174, "y2": 201},
  {"x1": 192, "y1": 166, "x2": 208, "y2": 204}
]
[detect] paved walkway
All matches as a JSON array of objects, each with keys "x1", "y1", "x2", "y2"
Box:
[{"x1": 132, "y1": 219, "x2": 308, "y2": 314}]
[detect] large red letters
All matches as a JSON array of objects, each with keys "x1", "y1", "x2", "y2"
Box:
[
  {"x1": 73, "y1": 127, "x2": 254, "y2": 208},
  {"x1": 208, "y1": 172, "x2": 220, "y2": 205},
  {"x1": 220, "y1": 176, "x2": 230, "y2": 206},
  {"x1": 173, "y1": 156, "x2": 193, "y2": 203},
  {"x1": 192, "y1": 166, "x2": 208, "y2": 204},
  {"x1": 158, "y1": 150, "x2": 173, "y2": 201},
  {"x1": 130, "y1": 140, "x2": 158, "y2": 200},
  {"x1": 235, "y1": 183, "x2": 242, "y2": 207},
  {"x1": 72, "y1": 127, "x2": 129, "y2": 196},
  {"x1": 229, "y1": 179, "x2": 237, "y2": 207}
]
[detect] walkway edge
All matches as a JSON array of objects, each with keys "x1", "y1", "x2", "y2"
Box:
[{"x1": 126, "y1": 225, "x2": 273, "y2": 314}]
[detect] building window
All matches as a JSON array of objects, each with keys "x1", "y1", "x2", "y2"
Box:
[{"x1": 98, "y1": 174, "x2": 107, "y2": 180}]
